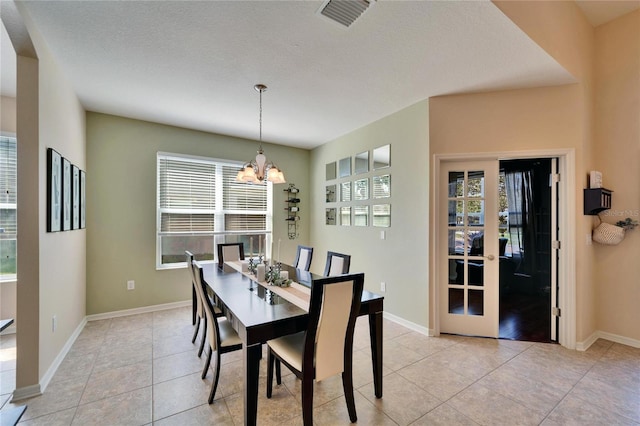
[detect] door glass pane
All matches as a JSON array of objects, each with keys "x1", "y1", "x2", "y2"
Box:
[
  {"x1": 468, "y1": 289, "x2": 484, "y2": 315},
  {"x1": 467, "y1": 171, "x2": 484, "y2": 197},
  {"x1": 468, "y1": 260, "x2": 484, "y2": 286},
  {"x1": 448, "y1": 171, "x2": 464, "y2": 197},
  {"x1": 449, "y1": 260, "x2": 463, "y2": 284},
  {"x1": 467, "y1": 200, "x2": 484, "y2": 226},
  {"x1": 448, "y1": 200, "x2": 463, "y2": 226},
  {"x1": 448, "y1": 288, "x2": 464, "y2": 314},
  {"x1": 468, "y1": 230, "x2": 484, "y2": 256},
  {"x1": 448, "y1": 229, "x2": 464, "y2": 255}
]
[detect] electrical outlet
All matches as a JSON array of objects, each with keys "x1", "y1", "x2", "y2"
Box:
[
  {"x1": 380, "y1": 230, "x2": 386, "y2": 240},
  {"x1": 380, "y1": 282, "x2": 386, "y2": 292},
  {"x1": 127, "y1": 280, "x2": 135, "y2": 290},
  {"x1": 52, "y1": 315, "x2": 57, "y2": 332}
]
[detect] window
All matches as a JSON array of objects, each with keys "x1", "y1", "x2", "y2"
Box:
[
  {"x1": 0, "y1": 136, "x2": 17, "y2": 282},
  {"x1": 157, "y1": 152, "x2": 272, "y2": 268}
]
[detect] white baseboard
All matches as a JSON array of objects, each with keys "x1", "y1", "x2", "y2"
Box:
[
  {"x1": 11, "y1": 384, "x2": 41, "y2": 402},
  {"x1": 576, "y1": 331, "x2": 600, "y2": 351},
  {"x1": 39, "y1": 316, "x2": 87, "y2": 394},
  {"x1": 86, "y1": 300, "x2": 191, "y2": 322},
  {"x1": 382, "y1": 312, "x2": 432, "y2": 336},
  {"x1": 12, "y1": 301, "x2": 190, "y2": 402},
  {"x1": 576, "y1": 330, "x2": 640, "y2": 351}
]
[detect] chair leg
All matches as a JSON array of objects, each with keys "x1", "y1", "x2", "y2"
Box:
[
  {"x1": 266, "y1": 349, "x2": 274, "y2": 398},
  {"x1": 201, "y1": 346, "x2": 212, "y2": 379},
  {"x1": 191, "y1": 316, "x2": 200, "y2": 343},
  {"x1": 197, "y1": 317, "x2": 207, "y2": 357},
  {"x1": 275, "y1": 359, "x2": 282, "y2": 385},
  {"x1": 208, "y1": 350, "x2": 222, "y2": 403},
  {"x1": 342, "y1": 371, "x2": 358, "y2": 423},
  {"x1": 301, "y1": 374, "x2": 314, "y2": 426}
]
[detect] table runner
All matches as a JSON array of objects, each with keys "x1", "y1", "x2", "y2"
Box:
[{"x1": 225, "y1": 261, "x2": 311, "y2": 310}]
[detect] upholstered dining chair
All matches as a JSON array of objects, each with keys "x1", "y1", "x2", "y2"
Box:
[
  {"x1": 293, "y1": 245, "x2": 313, "y2": 271},
  {"x1": 266, "y1": 273, "x2": 364, "y2": 425},
  {"x1": 186, "y1": 251, "x2": 207, "y2": 357},
  {"x1": 192, "y1": 259, "x2": 243, "y2": 403},
  {"x1": 217, "y1": 242, "x2": 245, "y2": 268},
  {"x1": 323, "y1": 251, "x2": 351, "y2": 276}
]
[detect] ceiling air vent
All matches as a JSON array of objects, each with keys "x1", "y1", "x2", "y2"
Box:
[{"x1": 318, "y1": 0, "x2": 375, "y2": 28}]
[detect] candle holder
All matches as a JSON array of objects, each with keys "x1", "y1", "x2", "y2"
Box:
[{"x1": 266, "y1": 262, "x2": 291, "y2": 287}]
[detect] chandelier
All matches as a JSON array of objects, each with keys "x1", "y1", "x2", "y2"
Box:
[{"x1": 236, "y1": 84, "x2": 286, "y2": 184}]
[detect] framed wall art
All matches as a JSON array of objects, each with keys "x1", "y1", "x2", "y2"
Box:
[
  {"x1": 47, "y1": 148, "x2": 62, "y2": 232},
  {"x1": 80, "y1": 170, "x2": 86, "y2": 229},
  {"x1": 62, "y1": 157, "x2": 72, "y2": 231},
  {"x1": 72, "y1": 164, "x2": 80, "y2": 229}
]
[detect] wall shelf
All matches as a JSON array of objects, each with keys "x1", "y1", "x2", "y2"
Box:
[
  {"x1": 584, "y1": 188, "x2": 613, "y2": 215},
  {"x1": 284, "y1": 183, "x2": 300, "y2": 239}
]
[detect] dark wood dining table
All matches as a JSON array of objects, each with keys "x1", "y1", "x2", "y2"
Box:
[{"x1": 201, "y1": 262, "x2": 384, "y2": 426}]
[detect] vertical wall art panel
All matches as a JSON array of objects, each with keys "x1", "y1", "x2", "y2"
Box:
[
  {"x1": 80, "y1": 170, "x2": 86, "y2": 229},
  {"x1": 72, "y1": 164, "x2": 80, "y2": 229},
  {"x1": 62, "y1": 157, "x2": 72, "y2": 231},
  {"x1": 47, "y1": 148, "x2": 62, "y2": 232}
]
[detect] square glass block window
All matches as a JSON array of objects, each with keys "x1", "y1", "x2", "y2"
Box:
[
  {"x1": 354, "y1": 151, "x2": 369, "y2": 174},
  {"x1": 340, "y1": 181, "x2": 351, "y2": 202},
  {"x1": 326, "y1": 162, "x2": 336, "y2": 180},
  {"x1": 339, "y1": 157, "x2": 351, "y2": 178},
  {"x1": 340, "y1": 207, "x2": 351, "y2": 226},
  {"x1": 354, "y1": 205, "x2": 368, "y2": 226},
  {"x1": 354, "y1": 178, "x2": 368, "y2": 201},
  {"x1": 372, "y1": 204, "x2": 390, "y2": 227},
  {"x1": 373, "y1": 174, "x2": 390, "y2": 198},
  {"x1": 326, "y1": 185, "x2": 336, "y2": 203},
  {"x1": 326, "y1": 208, "x2": 336, "y2": 225}
]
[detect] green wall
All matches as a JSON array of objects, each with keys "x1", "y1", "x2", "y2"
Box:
[
  {"x1": 86, "y1": 113, "x2": 310, "y2": 314},
  {"x1": 310, "y1": 100, "x2": 430, "y2": 330}
]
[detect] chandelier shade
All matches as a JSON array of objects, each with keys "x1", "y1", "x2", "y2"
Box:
[{"x1": 236, "y1": 84, "x2": 286, "y2": 184}]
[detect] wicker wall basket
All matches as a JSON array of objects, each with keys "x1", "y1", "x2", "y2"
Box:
[{"x1": 592, "y1": 222, "x2": 625, "y2": 245}]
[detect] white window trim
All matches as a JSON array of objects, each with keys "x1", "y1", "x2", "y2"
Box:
[{"x1": 156, "y1": 151, "x2": 273, "y2": 270}]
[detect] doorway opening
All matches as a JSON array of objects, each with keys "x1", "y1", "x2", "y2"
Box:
[{"x1": 498, "y1": 158, "x2": 556, "y2": 343}]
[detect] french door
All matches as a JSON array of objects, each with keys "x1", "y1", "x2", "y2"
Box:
[{"x1": 439, "y1": 160, "x2": 499, "y2": 338}]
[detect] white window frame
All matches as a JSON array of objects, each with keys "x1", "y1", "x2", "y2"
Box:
[{"x1": 156, "y1": 151, "x2": 273, "y2": 270}]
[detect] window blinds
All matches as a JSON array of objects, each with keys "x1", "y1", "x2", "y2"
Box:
[{"x1": 158, "y1": 154, "x2": 268, "y2": 235}]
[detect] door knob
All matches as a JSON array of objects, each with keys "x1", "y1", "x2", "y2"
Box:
[{"x1": 483, "y1": 254, "x2": 495, "y2": 261}]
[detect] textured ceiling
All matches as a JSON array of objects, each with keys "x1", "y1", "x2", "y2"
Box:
[{"x1": 3, "y1": 0, "x2": 577, "y2": 148}]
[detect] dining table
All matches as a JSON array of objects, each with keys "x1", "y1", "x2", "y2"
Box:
[{"x1": 201, "y1": 261, "x2": 384, "y2": 426}]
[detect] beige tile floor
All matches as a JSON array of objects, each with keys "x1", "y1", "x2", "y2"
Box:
[{"x1": 1, "y1": 306, "x2": 639, "y2": 425}]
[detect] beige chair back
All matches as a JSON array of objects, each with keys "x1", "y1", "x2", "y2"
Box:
[
  {"x1": 186, "y1": 251, "x2": 204, "y2": 319},
  {"x1": 315, "y1": 280, "x2": 354, "y2": 380},
  {"x1": 295, "y1": 247, "x2": 313, "y2": 271},
  {"x1": 323, "y1": 251, "x2": 351, "y2": 276},
  {"x1": 192, "y1": 260, "x2": 220, "y2": 352},
  {"x1": 222, "y1": 245, "x2": 241, "y2": 262}
]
